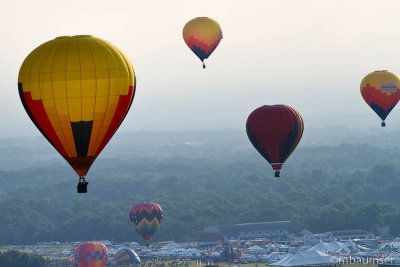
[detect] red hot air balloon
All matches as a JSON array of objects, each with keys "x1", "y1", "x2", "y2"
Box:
[
  {"x1": 246, "y1": 105, "x2": 304, "y2": 177},
  {"x1": 74, "y1": 241, "x2": 108, "y2": 267}
]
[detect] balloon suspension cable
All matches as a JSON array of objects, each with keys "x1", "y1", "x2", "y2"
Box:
[
  {"x1": 77, "y1": 176, "x2": 89, "y2": 193},
  {"x1": 381, "y1": 121, "x2": 386, "y2": 127},
  {"x1": 274, "y1": 170, "x2": 280, "y2": 178},
  {"x1": 202, "y1": 62, "x2": 206, "y2": 69}
]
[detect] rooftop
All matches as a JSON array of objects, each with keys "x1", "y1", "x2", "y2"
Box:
[
  {"x1": 203, "y1": 221, "x2": 297, "y2": 236},
  {"x1": 328, "y1": 230, "x2": 373, "y2": 236}
]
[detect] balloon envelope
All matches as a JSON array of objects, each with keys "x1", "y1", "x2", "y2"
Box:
[
  {"x1": 129, "y1": 202, "x2": 163, "y2": 241},
  {"x1": 246, "y1": 105, "x2": 304, "y2": 177},
  {"x1": 112, "y1": 248, "x2": 140, "y2": 267},
  {"x1": 75, "y1": 241, "x2": 108, "y2": 267},
  {"x1": 183, "y1": 17, "x2": 223, "y2": 68},
  {"x1": 360, "y1": 70, "x2": 400, "y2": 126},
  {"x1": 18, "y1": 35, "x2": 136, "y2": 178}
]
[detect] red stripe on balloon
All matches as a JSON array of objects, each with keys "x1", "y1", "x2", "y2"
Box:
[
  {"x1": 96, "y1": 86, "x2": 135, "y2": 156},
  {"x1": 22, "y1": 91, "x2": 68, "y2": 158},
  {"x1": 185, "y1": 36, "x2": 221, "y2": 54},
  {"x1": 362, "y1": 84, "x2": 400, "y2": 110}
]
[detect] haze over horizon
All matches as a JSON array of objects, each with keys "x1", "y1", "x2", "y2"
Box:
[{"x1": 2, "y1": 0, "x2": 400, "y2": 138}]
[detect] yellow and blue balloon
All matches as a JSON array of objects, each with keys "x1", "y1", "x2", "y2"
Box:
[{"x1": 183, "y1": 17, "x2": 223, "y2": 68}]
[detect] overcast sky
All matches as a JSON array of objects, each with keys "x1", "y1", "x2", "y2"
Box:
[{"x1": 2, "y1": 0, "x2": 400, "y2": 137}]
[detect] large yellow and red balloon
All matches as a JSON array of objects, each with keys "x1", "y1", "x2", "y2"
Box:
[
  {"x1": 183, "y1": 17, "x2": 223, "y2": 68},
  {"x1": 360, "y1": 70, "x2": 400, "y2": 127},
  {"x1": 75, "y1": 241, "x2": 108, "y2": 267},
  {"x1": 246, "y1": 105, "x2": 304, "y2": 177},
  {"x1": 18, "y1": 35, "x2": 135, "y2": 181}
]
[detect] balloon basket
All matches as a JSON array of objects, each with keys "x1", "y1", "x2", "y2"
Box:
[{"x1": 77, "y1": 177, "x2": 89, "y2": 193}]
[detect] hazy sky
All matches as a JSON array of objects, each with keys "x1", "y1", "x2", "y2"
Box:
[{"x1": 2, "y1": 0, "x2": 400, "y2": 137}]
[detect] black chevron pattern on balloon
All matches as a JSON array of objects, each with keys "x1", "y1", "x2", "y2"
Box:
[{"x1": 130, "y1": 210, "x2": 163, "y2": 225}]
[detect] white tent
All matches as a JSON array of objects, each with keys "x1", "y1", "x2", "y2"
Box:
[
  {"x1": 271, "y1": 250, "x2": 333, "y2": 267},
  {"x1": 161, "y1": 241, "x2": 181, "y2": 250},
  {"x1": 247, "y1": 245, "x2": 267, "y2": 254},
  {"x1": 309, "y1": 241, "x2": 350, "y2": 254},
  {"x1": 177, "y1": 249, "x2": 202, "y2": 258},
  {"x1": 344, "y1": 240, "x2": 364, "y2": 252},
  {"x1": 153, "y1": 248, "x2": 202, "y2": 258}
]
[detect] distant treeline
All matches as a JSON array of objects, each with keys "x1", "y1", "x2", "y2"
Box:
[
  {"x1": 0, "y1": 250, "x2": 47, "y2": 267},
  {"x1": 1, "y1": 131, "x2": 400, "y2": 244}
]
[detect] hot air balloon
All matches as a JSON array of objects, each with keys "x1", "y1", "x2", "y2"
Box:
[
  {"x1": 129, "y1": 202, "x2": 163, "y2": 246},
  {"x1": 75, "y1": 241, "x2": 108, "y2": 267},
  {"x1": 246, "y1": 105, "x2": 304, "y2": 177},
  {"x1": 111, "y1": 248, "x2": 140, "y2": 267},
  {"x1": 182, "y1": 17, "x2": 223, "y2": 68},
  {"x1": 360, "y1": 70, "x2": 400, "y2": 127},
  {"x1": 18, "y1": 35, "x2": 136, "y2": 192}
]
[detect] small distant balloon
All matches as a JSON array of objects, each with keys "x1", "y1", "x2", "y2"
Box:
[
  {"x1": 360, "y1": 70, "x2": 400, "y2": 127},
  {"x1": 246, "y1": 105, "x2": 304, "y2": 177},
  {"x1": 75, "y1": 241, "x2": 108, "y2": 267},
  {"x1": 112, "y1": 248, "x2": 140, "y2": 267},
  {"x1": 129, "y1": 202, "x2": 163, "y2": 244},
  {"x1": 183, "y1": 17, "x2": 223, "y2": 68}
]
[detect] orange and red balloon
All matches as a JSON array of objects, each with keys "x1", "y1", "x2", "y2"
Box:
[{"x1": 75, "y1": 241, "x2": 108, "y2": 267}]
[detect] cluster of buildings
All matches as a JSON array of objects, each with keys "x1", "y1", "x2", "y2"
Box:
[
  {"x1": 5, "y1": 220, "x2": 400, "y2": 267},
  {"x1": 199, "y1": 221, "x2": 375, "y2": 246}
]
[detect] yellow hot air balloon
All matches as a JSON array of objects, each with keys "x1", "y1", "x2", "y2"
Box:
[
  {"x1": 360, "y1": 70, "x2": 400, "y2": 127},
  {"x1": 18, "y1": 35, "x2": 136, "y2": 192},
  {"x1": 183, "y1": 17, "x2": 223, "y2": 68}
]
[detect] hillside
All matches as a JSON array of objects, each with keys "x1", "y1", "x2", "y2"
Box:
[{"x1": 1, "y1": 128, "x2": 400, "y2": 244}]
